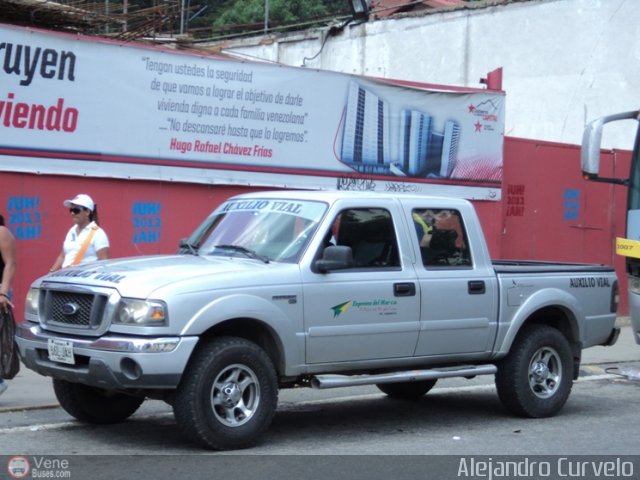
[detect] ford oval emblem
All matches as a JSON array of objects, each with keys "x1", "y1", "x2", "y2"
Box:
[{"x1": 61, "y1": 302, "x2": 79, "y2": 316}]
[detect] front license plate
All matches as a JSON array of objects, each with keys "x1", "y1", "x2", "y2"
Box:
[{"x1": 47, "y1": 339, "x2": 75, "y2": 365}]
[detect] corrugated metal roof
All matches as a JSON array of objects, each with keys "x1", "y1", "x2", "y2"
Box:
[
  {"x1": 0, "y1": 0, "x2": 179, "y2": 39},
  {"x1": 370, "y1": 0, "x2": 507, "y2": 19}
]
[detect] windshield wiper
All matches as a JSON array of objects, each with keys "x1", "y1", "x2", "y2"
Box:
[
  {"x1": 179, "y1": 239, "x2": 199, "y2": 256},
  {"x1": 213, "y1": 245, "x2": 270, "y2": 263}
]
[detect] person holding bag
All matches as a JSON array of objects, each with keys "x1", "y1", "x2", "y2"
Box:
[
  {"x1": 0, "y1": 213, "x2": 17, "y2": 394},
  {"x1": 49, "y1": 194, "x2": 110, "y2": 272}
]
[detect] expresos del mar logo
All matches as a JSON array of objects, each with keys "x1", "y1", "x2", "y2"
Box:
[{"x1": 331, "y1": 298, "x2": 398, "y2": 318}]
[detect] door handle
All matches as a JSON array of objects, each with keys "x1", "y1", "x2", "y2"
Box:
[
  {"x1": 468, "y1": 280, "x2": 485, "y2": 295},
  {"x1": 394, "y1": 282, "x2": 416, "y2": 297}
]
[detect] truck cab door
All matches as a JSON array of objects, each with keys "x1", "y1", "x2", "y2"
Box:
[
  {"x1": 409, "y1": 206, "x2": 499, "y2": 357},
  {"x1": 301, "y1": 206, "x2": 420, "y2": 364}
]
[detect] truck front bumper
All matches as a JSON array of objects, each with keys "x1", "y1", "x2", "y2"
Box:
[{"x1": 15, "y1": 322, "x2": 199, "y2": 390}]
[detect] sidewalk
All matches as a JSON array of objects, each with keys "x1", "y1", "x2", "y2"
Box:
[
  {"x1": 581, "y1": 320, "x2": 638, "y2": 365},
  {"x1": 0, "y1": 366, "x2": 58, "y2": 412},
  {"x1": 0, "y1": 323, "x2": 638, "y2": 413}
]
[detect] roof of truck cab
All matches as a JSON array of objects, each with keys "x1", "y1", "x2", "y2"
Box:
[{"x1": 227, "y1": 189, "x2": 473, "y2": 206}]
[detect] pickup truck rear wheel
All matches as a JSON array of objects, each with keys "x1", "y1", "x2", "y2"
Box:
[
  {"x1": 52, "y1": 379, "x2": 144, "y2": 424},
  {"x1": 173, "y1": 337, "x2": 278, "y2": 450},
  {"x1": 495, "y1": 324, "x2": 573, "y2": 418},
  {"x1": 376, "y1": 379, "x2": 437, "y2": 399}
]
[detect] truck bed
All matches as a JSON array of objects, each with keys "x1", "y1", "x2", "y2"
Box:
[{"x1": 493, "y1": 259, "x2": 614, "y2": 274}]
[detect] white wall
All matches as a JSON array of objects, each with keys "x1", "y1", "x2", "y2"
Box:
[{"x1": 209, "y1": 0, "x2": 640, "y2": 150}]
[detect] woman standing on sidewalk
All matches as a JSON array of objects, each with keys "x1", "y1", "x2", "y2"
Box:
[
  {"x1": 0, "y1": 213, "x2": 17, "y2": 397},
  {"x1": 49, "y1": 193, "x2": 109, "y2": 272}
]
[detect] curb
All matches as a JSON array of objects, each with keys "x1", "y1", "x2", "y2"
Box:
[
  {"x1": 0, "y1": 403, "x2": 60, "y2": 414},
  {"x1": 579, "y1": 362, "x2": 640, "y2": 380},
  {"x1": 616, "y1": 316, "x2": 632, "y2": 327}
]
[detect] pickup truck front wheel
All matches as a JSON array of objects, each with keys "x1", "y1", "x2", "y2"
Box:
[
  {"x1": 52, "y1": 379, "x2": 144, "y2": 424},
  {"x1": 495, "y1": 324, "x2": 573, "y2": 418},
  {"x1": 173, "y1": 337, "x2": 278, "y2": 450}
]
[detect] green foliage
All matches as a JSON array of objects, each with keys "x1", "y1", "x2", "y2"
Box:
[
  {"x1": 215, "y1": 0, "x2": 325, "y2": 26},
  {"x1": 190, "y1": 0, "x2": 351, "y2": 35}
]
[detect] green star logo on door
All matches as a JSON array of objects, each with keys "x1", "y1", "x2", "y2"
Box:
[{"x1": 331, "y1": 301, "x2": 352, "y2": 318}]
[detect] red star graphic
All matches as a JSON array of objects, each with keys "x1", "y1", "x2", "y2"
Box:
[
  {"x1": 474, "y1": 121, "x2": 482, "y2": 132},
  {"x1": 468, "y1": 104, "x2": 476, "y2": 113}
]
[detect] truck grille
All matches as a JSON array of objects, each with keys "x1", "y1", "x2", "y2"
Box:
[
  {"x1": 41, "y1": 288, "x2": 110, "y2": 335},
  {"x1": 49, "y1": 291, "x2": 94, "y2": 326}
]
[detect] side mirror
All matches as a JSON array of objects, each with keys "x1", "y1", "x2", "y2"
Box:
[
  {"x1": 315, "y1": 245, "x2": 354, "y2": 273},
  {"x1": 581, "y1": 110, "x2": 638, "y2": 186}
]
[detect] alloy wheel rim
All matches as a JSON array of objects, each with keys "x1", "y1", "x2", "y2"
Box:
[
  {"x1": 210, "y1": 364, "x2": 261, "y2": 427},
  {"x1": 528, "y1": 346, "x2": 562, "y2": 399}
]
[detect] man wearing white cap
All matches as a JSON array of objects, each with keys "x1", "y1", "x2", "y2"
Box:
[{"x1": 49, "y1": 194, "x2": 110, "y2": 272}]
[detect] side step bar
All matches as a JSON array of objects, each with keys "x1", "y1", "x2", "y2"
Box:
[{"x1": 310, "y1": 364, "x2": 497, "y2": 389}]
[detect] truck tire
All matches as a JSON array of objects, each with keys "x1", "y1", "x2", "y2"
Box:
[
  {"x1": 52, "y1": 379, "x2": 144, "y2": 424},
  {"x1": 173, "y1": 336, "x2": 278, "y2": 450},
  {"x1": 376, "y1": 379, "x2": 437, "y2": 399},
  {"x1": 495, "y1": 324, "x2": 573, "y2": 418}
]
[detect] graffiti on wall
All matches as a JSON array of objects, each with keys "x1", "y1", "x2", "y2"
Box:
[
  {"x1": 563, "y1": 189, "x2": 580, "y2": 221},
  {"x1": 132, "y1": 202, "x2": 161, "y2": 243},
  {"x1": 505, "y1": 184, "x2": 525, "y2": 217},
  {"x1": 6, "y1": 196, "x2": 42, "y2": 240}
]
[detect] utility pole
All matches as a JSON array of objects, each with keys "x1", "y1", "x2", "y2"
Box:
[
  {"x1": 264, "y1": 0, "x2": 269, "y2": 33},
  {"x1": 105, "y1": 0, "x2": 109, "y2": 34},
  {"x1": 180, "y1": 0, "x2": 185, "y2": 34},
  {"x1": 123, "y1": 0, "x2": 128, "y2": 32}
]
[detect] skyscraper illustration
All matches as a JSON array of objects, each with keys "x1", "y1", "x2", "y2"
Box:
[
  {"x1": 400, "y1": 110, "x2": 431, "y2": 176},
  {"x1": 341, "y1": 81, "x2": 460, "y2": 178},
  {"x1": 341, "y1": 81, "x2": 390, "y2": 174},
  {"x1": 437, "y1": 120, "x2": 461, "y2": 177}
]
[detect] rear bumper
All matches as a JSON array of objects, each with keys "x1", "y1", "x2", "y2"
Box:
[
  {"x1": 600, "y1": 326, "x2": 620, "y2": 347},
  {"x1": 15, "y1": 322, "x2": 198, "y2": 390}
]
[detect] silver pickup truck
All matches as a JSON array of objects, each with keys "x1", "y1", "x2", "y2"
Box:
[{"x1": 16, "y1": 190, "x2": 620, "y2": 450}]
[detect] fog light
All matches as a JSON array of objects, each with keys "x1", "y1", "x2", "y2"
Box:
[{"x1": 120, "y1": 357, "x2": 142, "y2": 380}]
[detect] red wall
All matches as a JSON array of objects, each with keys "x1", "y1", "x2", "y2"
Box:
[
  {"x1": 1, "y1": 137, "x2": 631, "y2": 319},
  {"x1": 500, "y1": 137, "x2": 629, "y2": 313}
]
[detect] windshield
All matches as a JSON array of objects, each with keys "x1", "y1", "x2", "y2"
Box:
[
  {"x1": 187, "y1": 198, "x2": 327, "y2": 263},
  {"x1": 627, "y1": 124, "x2": 640, "y2": 243},
  {"x1": 622, "y1": 124, "x2": 640, "y2": 276},
  {"x1": 628, "y1": 124, "x2": 640, "y2": 210}
]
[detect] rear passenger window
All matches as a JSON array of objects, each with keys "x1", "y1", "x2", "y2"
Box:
[
  {"x1": 323, "y1": 208, "x2": 400, "y2": 268},
  {"x1": 412, "y1": 208, "x2": 471, "y2": 267}
]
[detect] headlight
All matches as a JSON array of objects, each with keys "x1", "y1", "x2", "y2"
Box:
[
  {"x1": 25, "y1": 288, "x2": 40, "y2": 318},
  {"x1": 115, "y1": 299, "x2": 167, "y2": 326}
]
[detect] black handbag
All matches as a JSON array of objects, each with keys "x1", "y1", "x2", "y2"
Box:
[{"x1": 0, "y1": 306, "x2": 20, "y2": 379}]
